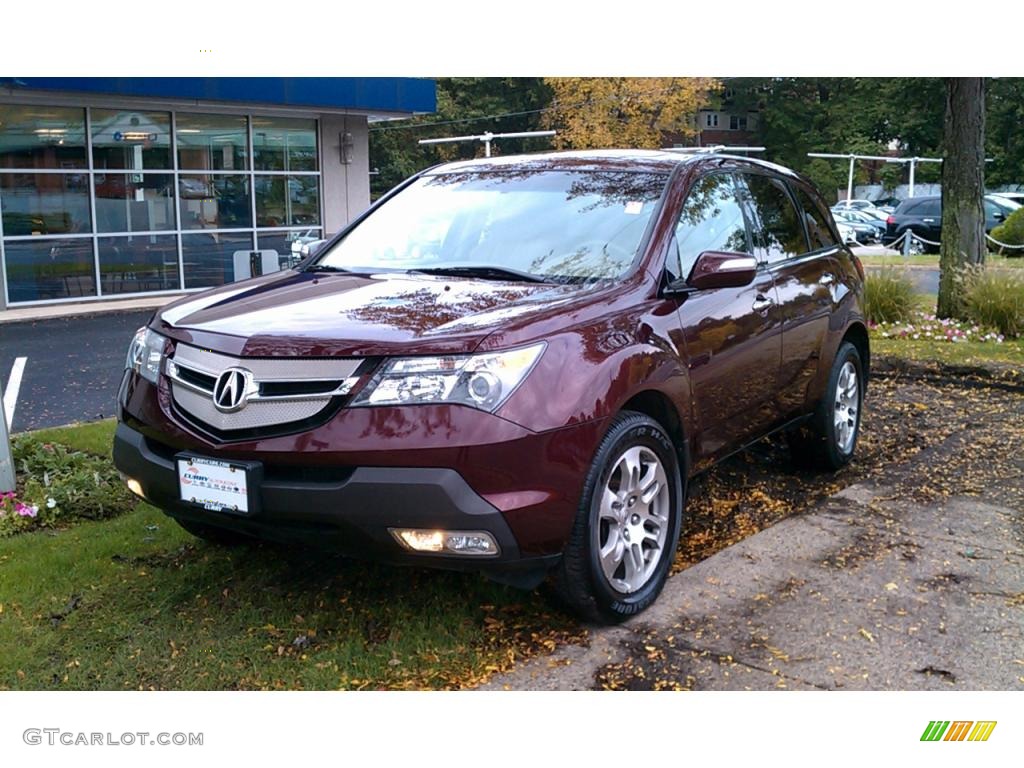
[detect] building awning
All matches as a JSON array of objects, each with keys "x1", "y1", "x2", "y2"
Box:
[{"x1": 2, "y1": 78, "x2": 436, "y2": 116}]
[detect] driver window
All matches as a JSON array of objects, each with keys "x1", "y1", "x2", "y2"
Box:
[{"x1": 672, "y1": 173, "x2": 750, "y2": 282}]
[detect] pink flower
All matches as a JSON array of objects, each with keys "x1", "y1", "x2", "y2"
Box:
[{"x1": 15, "y1": 502, "x2": 38, "y2": 518}]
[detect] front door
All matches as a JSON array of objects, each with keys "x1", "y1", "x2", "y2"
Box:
[{"x1": 666, "y1": 172, "x2": 782, "y2": 467}]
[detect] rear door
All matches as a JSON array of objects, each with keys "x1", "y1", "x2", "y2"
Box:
[
  {"x1": 668, "y1": 172, "x2": 782, "y2": 464},
  {"x1": 739, "y1": 173, "x2": 840, "y2": 422}
]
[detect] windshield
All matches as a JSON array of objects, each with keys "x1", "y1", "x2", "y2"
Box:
[{"x1": 312, "y1": 170, "x2": 668, "y2": 282}]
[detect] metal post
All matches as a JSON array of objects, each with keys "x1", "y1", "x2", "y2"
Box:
[
  {"x1": 0, "y1": 384, "x2": 14, "y2": 493},
  {"x1": 908, "y1": 158, "x2": 916, "y2": 199},
  {"x1": 903, "y1": 229, "x2": 913, "y2": 257},
  {"x1": 846, "y1": 155, "x2": 855, "y2": 207}
]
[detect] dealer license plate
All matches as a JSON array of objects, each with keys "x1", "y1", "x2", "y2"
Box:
[{"x1": 177, "y1": 455, "x2": 252, "y2": 514}]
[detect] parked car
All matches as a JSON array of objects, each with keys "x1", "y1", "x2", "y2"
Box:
[
  {"x1": 882, "y1": 194, "x2": 1020, "y2": 252},
  {"x1": 871, "y1": 196, "x2": 902, "y2": 212},
  {"x1": 988, "y1": 191, "x2": 1024, "y2": 208},
  {"x1": 835, "y1": 220, "x2": 857, "y2": 244},
  {"x1": 831, "y1": 208, "x2": 884, "y2": 243},
  {"x1": 113, "y1": 150, "x2": 869, "y2": 622}
]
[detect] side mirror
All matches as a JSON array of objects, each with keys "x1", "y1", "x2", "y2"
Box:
[
  {"x1": 688, "y1": 250, "x2": 758, "y2": 290},
  {"x1": 993, "y1": 211, "x2": 1006, "y2": 222}
]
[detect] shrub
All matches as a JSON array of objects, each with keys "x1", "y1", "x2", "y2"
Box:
[
  {"x1": 990, "y1": 207, "x2": 1024, "y2": 251},
  {"x1": 960, "y1": 266, "x2": 1024, "y2": 339},
  {"x1": 864, "y1": 268, "x2": 915, "y2": 325},
  {"x1": 0, "y1": 438, "x2": 136, "y2": 536}
]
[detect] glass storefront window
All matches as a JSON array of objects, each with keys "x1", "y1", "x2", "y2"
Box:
[
  {"x1": 1, "y1": 173, "x2": 91, "y2": 235},
  {"x1": 181, "y1": 232, "x2": 253, "y2": 288},
  {"x1": 176, "y1": 114, "x2": 249, "y2": 171},
  {"x1": 2, "y1": 237, "x2": 96, "y2": 302},
  {"x1": 255, "y1": 175, "x2": 320, "y2": 227},
  {"x1": 0, "y1": 105, "x2": 88, "y2": 169},
  {"x1": 94, "y1": 174, "x2": 175, "y2": 233},
  {"x1": 91, "y1": 109, "x2": 172, "y2": 170},
  {"x1": 252, "y1": 117, "x2": 318, "y2": 172},
  {"x1": 257, "y1": 229, "x2": 321, "y2": 268},
  {"x1": 179, "y1": 175, "x2": 251, "y2": 230},
  {"x1": 98, "y1": 235, "x2": 179, "y2": 295}
]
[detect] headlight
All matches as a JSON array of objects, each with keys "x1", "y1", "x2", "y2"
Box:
[
  {"x1": 351, "y1": 342, "x2": 545, "y2": 412},
  {"x1": 125, "y1": 327, "x2": 167, "y2": 384}
]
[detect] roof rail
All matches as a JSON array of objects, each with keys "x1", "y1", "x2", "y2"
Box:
[{"x1": 663, "y1": 145, "x2": 766, "y2": 154}]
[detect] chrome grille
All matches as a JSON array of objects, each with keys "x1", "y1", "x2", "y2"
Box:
[{"x1": 167, "y1": 343, "x2": 363, "y2": 433}]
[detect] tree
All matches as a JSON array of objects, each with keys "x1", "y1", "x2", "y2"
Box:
[
  {"x1": 937, "y1": 78, "x2": 987, "y2": 318},
  {"x1": 542, "y1": 78, "x2": 719, "y2": 149},
  {"x1": 369, "y1": 78, "x2": 552, "y2": 198}
]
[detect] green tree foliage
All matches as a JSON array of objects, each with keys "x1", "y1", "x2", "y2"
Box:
[{"x1": 369, "y1": 78, "x2": 552, "y2": 198}]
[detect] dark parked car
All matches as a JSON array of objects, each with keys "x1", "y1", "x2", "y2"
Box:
[
  {"x1": 882, "y1": 194, "x2": 1019, "y2": 252},
  {"x1": 114, "y1": 150, "x2": 869, "y2": 622}
]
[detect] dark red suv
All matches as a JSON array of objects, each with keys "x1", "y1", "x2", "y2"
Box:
[{"x1": 114, "y1": 150, "x2": 868, "y2": 622}]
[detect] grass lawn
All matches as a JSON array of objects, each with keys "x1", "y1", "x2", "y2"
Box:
[
  {"x1": 873, "y1": 336, "x2": 1024, "y2": 367},
  {"x1": 25, "y1": 419, "x2": 117, "y2": 458},
  {"x1": 0, "y1": 422, "x2": 582, "y2": 690},
  {"x1": 858, "y1": 252, "x2": 1024, "y2": 269}
]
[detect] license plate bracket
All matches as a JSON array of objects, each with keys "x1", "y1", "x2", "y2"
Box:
[{"x1": 175, "y1": 453, "x2": 262, "y2": 516}]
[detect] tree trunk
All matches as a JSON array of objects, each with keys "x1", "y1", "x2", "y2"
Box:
[{"x1": 937, "y1": 78, "x2": 986, "y2": 318}]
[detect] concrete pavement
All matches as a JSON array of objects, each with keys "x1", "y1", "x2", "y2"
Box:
[{"x1": 482, "y1": 373, "x2": 1024, "y2": 691}]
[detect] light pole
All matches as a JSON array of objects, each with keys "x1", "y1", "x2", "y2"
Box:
[
  {"x1": 419, "y1": 130, "x2": 557, "y2": 158},
  {"x1": 0, "y1": 384, "x2": 13, "y2": 493}
]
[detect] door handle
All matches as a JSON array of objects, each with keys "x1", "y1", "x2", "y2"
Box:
[
  {"x1": 922, "y1": 218, "x2": 935, "y2": 223},
  {"x1": 752, "y1": 294, "x2": 773, "y2": 313}
]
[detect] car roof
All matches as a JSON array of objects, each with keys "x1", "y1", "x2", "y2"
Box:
[{"x1": 424, "y1": 149, "x2": 805, "y2": 180}]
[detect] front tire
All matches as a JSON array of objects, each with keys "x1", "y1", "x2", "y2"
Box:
[
  {"x1": 789, "y1": 341, "x2": 865, "y2": 471},
  {"x1": 552, "y1": 411, "x2": 684, "y2": 623}
]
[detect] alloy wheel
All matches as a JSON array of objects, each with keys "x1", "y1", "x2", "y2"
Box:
[
  {"x1": 596, "y1": 445, "x2": 671, "y2": 594},
  {"x1": 834, "y1": 361, "x2": 859, "y2": 454}
]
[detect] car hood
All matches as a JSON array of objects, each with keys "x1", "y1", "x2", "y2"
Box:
[{"x1": 153, "y1": 269, "x2": 587, "y2": 357}]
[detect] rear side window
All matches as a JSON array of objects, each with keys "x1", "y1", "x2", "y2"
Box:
[
  {"x1": 670, "y1": 173, "x2": 749, "y2": 282},
  {"x1": 741, "y1": 174, "x2": 809, "y2": 263},
  {"x1": 794, "y1": 186, "x2": 839, "y2": 250},
  {"x1": 916, "y1": 199, "x2": 941, "y2": 216}
]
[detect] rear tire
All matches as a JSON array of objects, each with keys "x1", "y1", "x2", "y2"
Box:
[
  {"x1": 552, "y1": 411, "x2": 684, "y2": 623},
  {"x1": 175, "y1": 518, "x2": 253, "y2": 546},
  {"x1": 789, "y1": 341, "x2": 865, "y2": 471}
]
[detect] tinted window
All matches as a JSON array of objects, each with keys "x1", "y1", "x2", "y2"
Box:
[
  {"x1": 671, "y1": 173, "x2": 748, "y2": 282},
  {"x1": 742, "y1": 174, "x2": 808, "y2": 262},
  {"x1": 917, "y1": 199, "x2": 941, "y2": 216},
  {"x1": 794, "y1": 187, "x2": 839, "y2": 250}
]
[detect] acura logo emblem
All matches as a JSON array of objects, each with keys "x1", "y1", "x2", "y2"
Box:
[{"x1": 212, "y1": 367, "x2": 253, "y2": 413}]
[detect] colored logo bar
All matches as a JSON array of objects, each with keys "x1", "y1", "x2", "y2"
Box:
[{"x1": 921, "y1": 721, "x2": 997, "y2": 742}]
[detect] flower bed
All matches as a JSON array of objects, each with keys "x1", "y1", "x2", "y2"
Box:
[
  {"x1": 872, "y1": 312, "x2": 1005, "y2": 344},
  {"x1": 0, "y1": 437, "x2": 136, "y2": 536}
]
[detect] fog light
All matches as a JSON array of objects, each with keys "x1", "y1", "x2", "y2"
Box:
[
  {"x1": 126, "y1": 478, "x2": 145, "y2": 498},
  {"x1": 390, "y1": 528, "x2": 499, "y2": 556}
]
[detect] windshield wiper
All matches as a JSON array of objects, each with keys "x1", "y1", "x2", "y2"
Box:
[
  {"x1": 303, "y1": 264, "x2": 352, "y2": 274},
  {"x1": 407, "y1": 265, "x2": 551, "y2": 284}
]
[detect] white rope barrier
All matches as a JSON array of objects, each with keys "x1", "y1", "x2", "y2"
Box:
[{"x1": 986, "y1": 233, "x2": 1024, "y2": 250}]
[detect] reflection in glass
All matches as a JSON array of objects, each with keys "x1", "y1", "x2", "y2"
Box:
[
  {"x1": 256, "y1": 229, "x2": 321, "y2": 269},
  {"x1": 0, "y1": 105, "x2": 87, "y2": 169},
  {"x1": 176, "y1": 113, "x2": 248, "y2": 170},
  {"x1": 182, "y1": 232, "x2": 253, "y2": 288},
  {"x1": 98, "y1": 235, "x2": 179, "y2": 294},
  {"x1": 255, "y1": 175, "x2": 320, "y2": 227},
  {"x1": 794, "y1": 188, "x2": 838, "y2": 251},
  {"x1": 91, "y1": 109, "x2": 172, "y2": 170},
  {"x1": 0, "y1": 173, "x2": 92, "y2": 235},
  {"x1": 94, "y1": 174, "x2": 175, "y2": 232},
  {"x1": 252, "y1": 117, "x2": 317, "y2": 172},
  {"x1": 674, "y1": 173, "x2": 749, "y2": 281},
  {"x1": 315, "y1": 171, "x2": 668, "y2": 282},
  {"x1": 2, "y1": 238, "x2": 96, "y2": 301},
  {"x1": 742, "y1": 175, "x2": 808, "y2": 262},
  {"x1": 179, "y1": 175, "x2": 251, "y2": 230}
]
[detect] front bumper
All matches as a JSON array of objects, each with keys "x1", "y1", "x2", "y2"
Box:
[{"x1": 113, "y1": 421, "x2": 558, "y2": 575}]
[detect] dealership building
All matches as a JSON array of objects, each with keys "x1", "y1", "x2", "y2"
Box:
[{"x1": 0, "y1": 78, "x2": 435, "y2": 310}]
